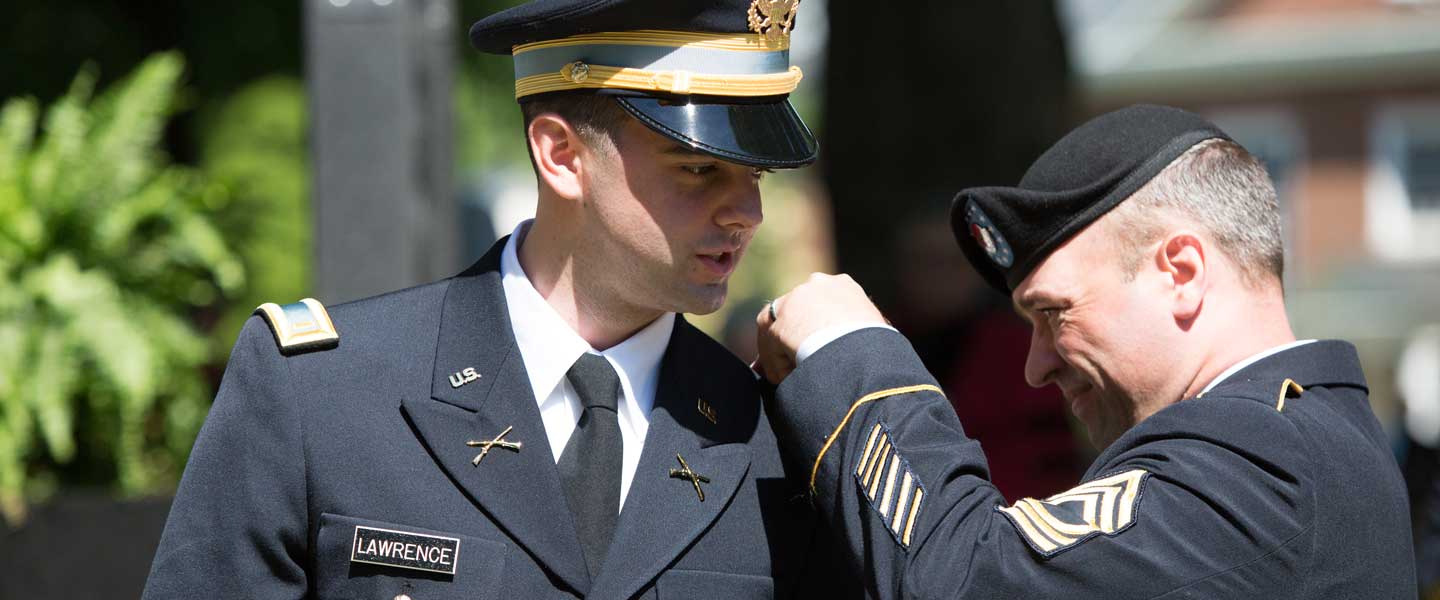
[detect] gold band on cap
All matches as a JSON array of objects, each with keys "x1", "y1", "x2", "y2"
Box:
[
  {"x1": 511, "y1": 29, "x2": 799, "y2": 99},
  {"x1": 513, "y1": 29, "x2": 787, "y2": 54},
  {"x1": 516, "y1": 63, "x2": 802, "y2": 99}
]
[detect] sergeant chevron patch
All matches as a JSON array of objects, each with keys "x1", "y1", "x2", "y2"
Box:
[
  {"x1": 997, "y1": 469, "x2": 1150, "y2": 558},
  {"x1": 854, "y1": 422, "x2": 925, "y2": 549}
]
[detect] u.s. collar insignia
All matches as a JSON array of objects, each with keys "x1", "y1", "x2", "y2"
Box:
[
  {"x1": 997, "y1": 469, "x2": 1150, "y2": 558},
  {"x1": 748, "y1": 0, "x2": 800, "y2": 43},
  {"x1": 854, "y1": 422, "x2": 925, "y2": 549},
  {"x1": 964, "y1": 199, "x2": 1014, "y2": 268}
]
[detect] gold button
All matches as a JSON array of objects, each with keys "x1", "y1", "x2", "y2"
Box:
[{"x1": 565, "y1": 61, "x2": 590, "y2": 83}]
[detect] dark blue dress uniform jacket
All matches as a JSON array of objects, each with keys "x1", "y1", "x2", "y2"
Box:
[
  {"x1": 142, "y1": 240, "x2": 823, "y2": 599},
  {"x1": 768, "y1": 328, "x2": 1416, "y2": 598}
]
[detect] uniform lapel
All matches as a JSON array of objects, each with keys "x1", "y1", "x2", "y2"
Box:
[
  {"x1": 587, "y1": 321, "x2": 753, "y2": 600},
  {"x1": 398, "y1": 239, "x2": 591, "y2": 595}
]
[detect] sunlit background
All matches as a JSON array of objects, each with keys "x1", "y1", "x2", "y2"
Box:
[{"x1": 2, "y1": 0, "x2": 1440, "y2": 596}]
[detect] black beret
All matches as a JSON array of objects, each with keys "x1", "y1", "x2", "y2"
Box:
[{"x1": 951, "y1": 104, "x2": 1232, "y2": 293}]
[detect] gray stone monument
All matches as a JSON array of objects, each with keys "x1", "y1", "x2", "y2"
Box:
[{"x1": 305, "y1": 0, "x2": 458, "y2": 304}]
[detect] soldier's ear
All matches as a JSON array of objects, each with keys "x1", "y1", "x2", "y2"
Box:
[
  {"x1": 529, "y1": 114, "x2": 584, "y2": 201},
  {"x1": 1158, "y1": 230, "x2": 1207, "y2": 323}
]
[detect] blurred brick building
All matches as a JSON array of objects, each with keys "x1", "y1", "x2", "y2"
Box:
[{"x1": 1063, "y1": 0, "x2": 1440, "y2": 430}]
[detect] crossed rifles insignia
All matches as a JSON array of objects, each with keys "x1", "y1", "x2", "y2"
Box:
[
  {"x1": 669, "y1": 454, "x2": 711, "y2": 502},
  {"x1": 466, "y1": 425, "x2": 523, "y2": 466}
]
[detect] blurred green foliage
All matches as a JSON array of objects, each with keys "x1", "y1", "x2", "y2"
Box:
[
  {"x1": 198, "y1": 76, "x2": 310, "y2": 348},
  {"x1": 0, "y1": 52, "x2": 244, "y2": 525}
]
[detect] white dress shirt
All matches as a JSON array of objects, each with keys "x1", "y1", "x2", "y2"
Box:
[
  {"x1": 501, "y1": 221, "x2": 675, "y2": 508},
  {"x1": 796, "y1": 323, "x2": 896, "y2": 364}
]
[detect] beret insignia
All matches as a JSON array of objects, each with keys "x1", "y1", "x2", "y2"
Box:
[
  {"x1": 854, "y1": 422, "x2": 926, "y2": 549},
  {"x1": 997, "y1": 469, "x2": 1150, "y2": 558},
  {"x1": 964, "y1": 199, "x2": 1014, "y2": 268},
  {"x1": 254, "y1": 298, "x2": 339, "y2": 355}
]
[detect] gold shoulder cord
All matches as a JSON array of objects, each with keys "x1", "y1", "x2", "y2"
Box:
[
  {"x1": 1275, "y1": 378, "x2": 1304, "y2": 411},
  {"x1": 809, "y1": 384, "x2": 945, "y2": 494}
]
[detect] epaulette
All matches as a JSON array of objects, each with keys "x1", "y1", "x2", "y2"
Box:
[{"x1": 254, "y1": 298, "x2": 339, "y2": 355}]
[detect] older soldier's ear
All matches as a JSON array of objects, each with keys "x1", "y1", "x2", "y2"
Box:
[
  {"x1": 528, "y1": 114, "x2": 584, "y2": 201},
  {"x1": 1159, "y1": 231, "x2": 1207, "y2": 323}
]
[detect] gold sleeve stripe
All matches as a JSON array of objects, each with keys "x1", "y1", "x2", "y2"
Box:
[
  {"x1": 891, "y1": 471, "x2": 914, "y2": 532},
  {"x1": 1047, "y1": 478, "x2": 1125, "y2": 531},
  {"x1": 1041, "y1": 492, "x2": 1099, "y2": 527},
  {"x1": 1000, "y1": 469, "x2": 1150, "y2": 557},
  {"x1": 1021, "y1": 499, "x2": 1095, "y2": 537},
  {"x1": 862, "y1": 440, "x2": 889, "y2": 495},
  {"x1": 808, "y1": 384, "x2": 945, "y2": 494},
  {"x1": 878, "y1": 455, "x2": 901, "y2": 516},
  {"x1": 999, "y1": 505, "x2": 1059, "y2": 553},
  {"x1": 1115, "y1": 471, "x2": 1145, "y2": 526},
  {"x1": 864, "y1": 443, "x2": 887, "y2": 494},
  {"x1": 1276, "y1": 378, "x2": 1304, "y2": 412},
  {"x1": 1014, "y1": 500, "x2": 1077, "y2": 546},
  {"x1": 902, "y1": 488, "x2": 924, "y2": 546},
  {"x1": 855, "y1": 424, "x2": 885, "y2": 478}
]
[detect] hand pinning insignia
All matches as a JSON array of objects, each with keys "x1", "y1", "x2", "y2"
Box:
[
  {"x1": 669, "y1": 454, "x2": 711, "y2": 501},
  {"x1": 466, "y1": 425, "x2": 522, "y2": 466},
  {"x1": 449, "y1": 367, "x2": 482, "y2": 388},
  {"x1": 997, "y1": 469, "x2": 1150, "y2": 558},
  {"x1": 854, "y1": 422, "x2": 925, "y2": 548}
]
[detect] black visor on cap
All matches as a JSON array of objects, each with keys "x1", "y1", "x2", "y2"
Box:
[{"x1": 615, "y1": 95, "x2": 817, "y2": 169}]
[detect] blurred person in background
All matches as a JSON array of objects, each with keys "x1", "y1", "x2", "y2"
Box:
[
  {"x1": 1400, "y1": 325, "x2": 1440, "y2": 597},
  {"x1": 890, "y1": 206, "x2": 1081, "y2": 502},
  {"x1": 754, "y1": 105, "x2": 1414, "y2": 597},
  {"x1": 143, "y1": 0, "x2": 847, "y2": 597}
]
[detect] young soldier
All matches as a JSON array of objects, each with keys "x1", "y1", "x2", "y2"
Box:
[{"x1": 145, "y1": 0, "x2": 832, "y2": 597}]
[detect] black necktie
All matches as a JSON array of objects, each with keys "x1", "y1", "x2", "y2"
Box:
[{"x1": 557, "y1": 353, "x2": 623, "y2": 579}]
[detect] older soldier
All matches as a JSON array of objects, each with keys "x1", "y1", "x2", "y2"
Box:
[
  {"x1": 144, "y1": 0, "x2": 838, "y2": 597},
  {"x1": 756, "y1": 105, "x2": 1415, "y2": 597}
]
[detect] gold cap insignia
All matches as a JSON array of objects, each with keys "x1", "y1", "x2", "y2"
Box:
[{"x1": 747, "y1": 0, "x2": 800, "y2": 43}]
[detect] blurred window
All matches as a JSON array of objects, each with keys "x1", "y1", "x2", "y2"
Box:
[
  {"x1": 1367, "y1": 103, "x2": 1440, "y2": 261},
  {"x1": 1207, "y1": 108, "x2": 1304, "y2": 276}
]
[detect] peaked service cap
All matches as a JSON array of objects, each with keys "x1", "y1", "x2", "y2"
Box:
[{"x1": 469, "y1": 0, "x2": 817, "y2": 169}]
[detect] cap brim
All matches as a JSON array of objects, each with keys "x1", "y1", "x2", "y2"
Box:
[{"x1": 616, "y1": 96, "x2": 817, "y2": 169}]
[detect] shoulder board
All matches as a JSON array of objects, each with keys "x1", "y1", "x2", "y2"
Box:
[{"x1": 254, "y1": 298, "x2": 339, "y2": 355}]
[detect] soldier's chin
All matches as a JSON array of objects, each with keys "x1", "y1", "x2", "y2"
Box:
[{"x1": 681, "y1": 283, "x2": 729, "y2": 316}]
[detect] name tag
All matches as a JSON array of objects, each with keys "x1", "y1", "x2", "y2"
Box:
[{"x1": 350, "y1": 525, "x2": 461, "y2": 575}]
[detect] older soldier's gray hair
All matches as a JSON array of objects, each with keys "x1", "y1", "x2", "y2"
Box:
[{"x1": 1107, "y1": 138, "x2": 1284, "y2": 288}]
